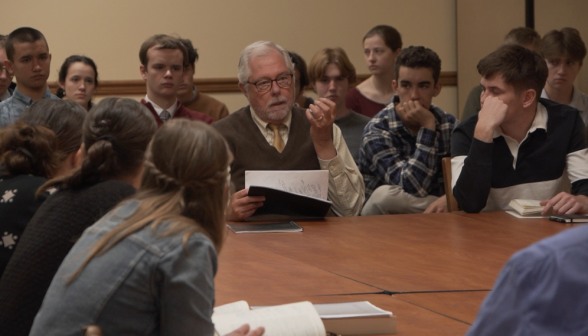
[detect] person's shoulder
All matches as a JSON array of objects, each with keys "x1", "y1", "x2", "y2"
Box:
[
  {"x1": 198, "y1": 92, "x2": 228, "y2": 110},
  {"x1": 350, "y1": 110, "x2": 372, "y2": 122},
  {"x1": 212, "y1": 106, "x2": 248, "y2": 131},
  {"x1": 431, "y1": 104, "x2": 457, "y2": 122},
  {"x1": 179, "y1": 105, "x2": 214, "y2": 124}
]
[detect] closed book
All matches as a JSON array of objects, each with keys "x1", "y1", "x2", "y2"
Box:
[
  {"x1": 508, "y1": 199, "x2": 544, "y2": 216},
  {"x1": 315, "y1": 301, "x2": 396, "y2": 335}
]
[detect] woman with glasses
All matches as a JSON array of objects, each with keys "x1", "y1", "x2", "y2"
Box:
[{"x1": 346, "y1": 25, "x2": 403, "y2": 118}]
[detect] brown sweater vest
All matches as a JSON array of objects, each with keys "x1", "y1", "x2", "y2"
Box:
[{"x1": 213, "y1": 106, "x2": 321, "y2": 191}]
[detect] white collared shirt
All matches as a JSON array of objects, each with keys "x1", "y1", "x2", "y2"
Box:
[
  {"x1": 493, "y1": 103, "x2": 548, "y2": 169},
  {"x1": 250, "y1": 107, "x2": 293, "y2": 146},
  {"x1": 144, "y1": 95, "x2": 178, "y2": 119}
]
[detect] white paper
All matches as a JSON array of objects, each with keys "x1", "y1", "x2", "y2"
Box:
[
  {"x1": 213, "y1": 301, "x2": 250, "y2": 316},
  {"x1": 212, "y1": 301, "x2": 325, "y2": 336},
  {"x1": 313, "y1": 301, "x2": 392, "y2": 319},
  {"x1": 505, "y1": 210, "x2": 549, "y2": 219},
  {"x1": 245, "y1": 170, "x2": 328, "y2": 200}
]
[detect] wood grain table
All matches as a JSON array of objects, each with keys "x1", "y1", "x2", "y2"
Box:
[
  {"x1": 217, "y1": 212, "x2": 571, "y2": 334},
  {"x1": 225, "y1": 212, "x2": 571, "y2": 292}
]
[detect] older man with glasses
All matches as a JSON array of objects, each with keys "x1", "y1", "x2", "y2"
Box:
[{"x1": 213, "y1": 41, "x2": 364, "y2": 221}]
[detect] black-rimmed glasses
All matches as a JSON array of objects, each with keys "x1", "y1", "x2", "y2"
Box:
[{"x1": 247, "y1": 74, "x2": 293, "y2": 92}]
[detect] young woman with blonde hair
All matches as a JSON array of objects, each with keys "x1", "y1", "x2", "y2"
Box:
[
  {"x1": 30, "y1": 119, "x2": 264, "y2": 336},
  {"x1": 0, "y1": 98, "x2": 157, "y2": 336}
]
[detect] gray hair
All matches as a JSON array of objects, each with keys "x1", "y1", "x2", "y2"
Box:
[{"x1": 238, "y1": 41, "x2": 295, "y2": 86}]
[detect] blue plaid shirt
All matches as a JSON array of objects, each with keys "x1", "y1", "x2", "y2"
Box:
[
  {"x1": 0, "y1": 87, "x2": 59, "y2": 128},
  {"x1": 359, "y1": 101, "x2": 457, "y2": 199}
]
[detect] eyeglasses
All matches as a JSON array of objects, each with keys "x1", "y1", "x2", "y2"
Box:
[{"x1": 247, "y1": 74, "x2": 293, "y2": 93}]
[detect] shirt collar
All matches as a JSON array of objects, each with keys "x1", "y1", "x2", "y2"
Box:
[
  {"x1": 541, "y1": 87, "x2": 586, "y2": 110},
  {"x1": 493, "y1": 102, "x2": 548, "y2": 138},
  {"x1": 0, "y1": 90, "x2": 10, "y2": 102},
  {"x1": 12, "y1": 87, "x2": 54, "y2": 105},
  {"x1": 144, "y1": 95, "x2": 178, "y2": 117},
  {"x1": 250, "y1": 105, "x2": 292, "y2": 131}
]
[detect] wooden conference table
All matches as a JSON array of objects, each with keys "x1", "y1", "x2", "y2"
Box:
[{"x1": 215, "y1": 212, "x2": 576, "y2": 335}]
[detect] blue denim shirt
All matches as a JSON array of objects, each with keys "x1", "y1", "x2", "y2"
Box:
[
  {"x1": 466, "y1": 224, "x2": 588, "y2": 335},
  {"x1": 0, "y1": 87, "x2": 59, "y2": 128},
  {"x1": 30, "y1": 201, "x2": 218, "y2": 336}
]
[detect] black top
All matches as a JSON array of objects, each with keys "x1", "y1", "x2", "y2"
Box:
[
  {"x1": 0, "y1": 174, "x2": 49, "y2": 277},
  {"x1": 452, "y1": 98, "x2": 588, "y2": 213},
  {"x1": 0, "y1": 180, "x2": 136, "y2": 336}
]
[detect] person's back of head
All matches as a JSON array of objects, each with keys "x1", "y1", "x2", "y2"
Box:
[
  {"x1": 541, "y1": 27, "x2": 587, "y2": 64},
  {"x1": 0, "y1": 99, "x2": 85, "y2": 178},
  {"x1": 394, "y1": 46, "x2": 442, "y2": 84},
  {"x1": 40, "y1": 98, "x2": 157, "y2": 192},
  {"x1": 5, "y1": 27, "x2": 48, "y2": 63},
  {"x1": 478, "y1": 44, "x2": 548, "y2": 98},
  {"x1": 69, "y1": 119, "x2": 231, "y2": 282},
  {"x1": 504, "y1": 27, "x2": 542, "y2": 51}
]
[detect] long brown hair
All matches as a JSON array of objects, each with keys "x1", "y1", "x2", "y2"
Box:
[
  {"x1": 39, "y1": 98, "x2": 156, "y2": 193},
  {"x1": 68, "y1": 119, "x2": 231, "y2": 282},
  {"x1": 0, "y1": 99, "x2": 85, "y2": 178}
]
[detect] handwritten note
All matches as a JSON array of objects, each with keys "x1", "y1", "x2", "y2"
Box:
[{"x1": 245, "y1": 170, "x2": 329, "y2": 200}]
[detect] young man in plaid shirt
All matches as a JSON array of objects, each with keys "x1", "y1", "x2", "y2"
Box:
[{"x1": 359, "y1": 46, "x2": 457, "y2": 215}]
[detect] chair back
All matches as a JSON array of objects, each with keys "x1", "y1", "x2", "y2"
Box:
[{"x1": 442, "y1": 157, "x2": 459, "y2": 212}]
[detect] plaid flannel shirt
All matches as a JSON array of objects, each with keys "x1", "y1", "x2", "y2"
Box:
[{"x1": 359, "y1": 102, "x2": 457, "y2": 199}]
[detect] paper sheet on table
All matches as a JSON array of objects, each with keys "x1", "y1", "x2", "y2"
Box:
[
  {"x1": 245, "y1": 170, "x2": 328, "y2": 200},
  {"x1": 505, "y1": 210, "x2": 549, "y2": 219}
]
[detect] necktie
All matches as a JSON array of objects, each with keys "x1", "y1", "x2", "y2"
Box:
[
  {"x1": 160, "y1": 110, "x2": 171, "y2": 122},
  {"x1": 269, "y1": 124, "x2": 285, "y2": 153}
]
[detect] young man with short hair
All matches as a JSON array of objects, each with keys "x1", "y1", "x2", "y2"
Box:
[
  {"x1": 540, "y1": 27, "x2": 588, "y2": 125},
  {"x1": 0, "y1": 27, "x2": 58, "y2": 127},
  {"x1": 177, "y1": 38, "x2": 229, "y2": 121},
  {"x1": 307, "y1": 47, "x2": 370, "y2": 164},
  {"x1": 139, "y1": 35, "x2": 213, "y2": 127},
  {"x1": 461, "y1": 27, "x2": 542, "y2": 121},
  {"x1": 452, "y1": 44, "x2": 588, "y2": 214},
  {"x1": 360, "y1": 46, "x2": 457, "y2": 215}
]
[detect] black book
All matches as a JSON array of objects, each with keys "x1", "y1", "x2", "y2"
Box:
[{"x1": 246, "y1": 185, "x2": 332, "y2": 221}]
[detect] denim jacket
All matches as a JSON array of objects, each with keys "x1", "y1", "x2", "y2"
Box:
[{"x1": 30, "y1": 201, "x2": 218, "y2": 336}]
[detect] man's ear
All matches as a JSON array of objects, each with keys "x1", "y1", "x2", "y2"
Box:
[
  {"x1": 433, "y1": 82, "x2": 443, "y2": 97},
  {"x1": 238, "y1": 82, "x2": 248, "y2": 98},
  {"x1": 140, "y1": 65, "x2": 147, "y2": 80},
  {"x1": 75, "y1": 144, "x2": 86, "y2": 167},
  {"x1": 392, "y1": 79, "x2": 398, "y2": 92},
  {"x1": 522, "y1": 88, "x2": 536, "y2": 108}
]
